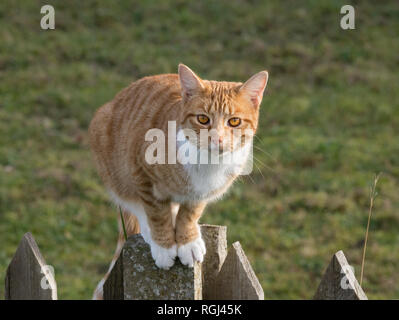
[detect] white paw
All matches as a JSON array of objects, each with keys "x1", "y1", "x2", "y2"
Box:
[
  {"x1": 149, "y1": 241, "x2": 177, "y2": 270},
  {"x1": 178, "y1": 236, "x2": 206, "y2": 267}
]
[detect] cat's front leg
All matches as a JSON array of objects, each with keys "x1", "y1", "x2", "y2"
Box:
[
  {"x1": 142, "y1": 201, "x2": 177, "y2": 270},
  {"x1": 175, "y1": 202, "x2": 207, "y2": 267}
]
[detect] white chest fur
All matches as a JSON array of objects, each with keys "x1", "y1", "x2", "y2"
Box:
[
  {"x1": 174, "y1": 129, "x2": 252, "y2": 202},
  {"x1": 185, "y1": 162, "x2": 232, "y2": 200}
]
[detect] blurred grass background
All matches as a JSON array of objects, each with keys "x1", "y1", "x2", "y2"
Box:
[{"x1": 0, "y1": 0, "x2": 398, "y2": 299}]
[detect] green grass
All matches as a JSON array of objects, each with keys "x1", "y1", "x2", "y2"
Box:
[{"x1": 0, "y1": 0, "x2": 398, "y2": 299}]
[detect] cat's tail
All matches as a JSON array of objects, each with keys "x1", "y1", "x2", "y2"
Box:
[{"x1": 92, "y1": 210, "x2": 140, "y2": 300}]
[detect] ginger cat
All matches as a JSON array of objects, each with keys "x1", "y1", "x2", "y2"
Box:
[{"x1": 89, "y1": 64, "x2": 268, "y2": 299}]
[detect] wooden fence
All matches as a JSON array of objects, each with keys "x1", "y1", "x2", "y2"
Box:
[{"x1": 4, "y1": 225, "x2": 367, "y2": 300}]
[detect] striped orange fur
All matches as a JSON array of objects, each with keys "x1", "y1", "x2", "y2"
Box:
[{"x1": 89, "y1": 64, "x2": 268, "y2": 299}]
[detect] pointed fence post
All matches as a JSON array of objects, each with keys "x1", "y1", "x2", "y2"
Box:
[
  {"x1": 313, "y1": 250, "x2": 367, "y2": 300},
  {"x1": 103, "y1": 225, "x2": 264, "y2": 300},
  {"x1": 215, "y1": 241, "x2": 264, "y2": 300},
  {"x1": 5, "y1": 232, "x2": 57, "y2": 300},
  {"x1": 103, "y1": 234, "x2": 202, "y2": 300},
  {"x1": 200, "y1": 224, "x2": 228, "y2": 299}
]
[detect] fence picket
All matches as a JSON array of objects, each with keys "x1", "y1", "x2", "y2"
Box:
[
  {"x1": 313, "y1": 250, "x2": 367, "y2": 300},
  {"x1": 103, "y1": 233, "x2": 202, "y2": 299},
  {"x1": 215, "y1": 241, "x2": 264, "y2": 300},
  {"x1": 5, "y1": 232, "x2": 57, "y2": 300},
  {"x1": 200, "y1": 224, "x2": 228, "y2": 299}
]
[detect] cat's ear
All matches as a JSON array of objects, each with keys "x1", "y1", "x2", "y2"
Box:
[
  {"x1": 178, "y1": 64, "x2": 204, "y2": 99},
  {"x1": 239, "y1": 71, "x2": 268, "y2": 108}
]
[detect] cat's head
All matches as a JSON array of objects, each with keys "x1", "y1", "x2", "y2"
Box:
[{"x1": 178, "y1": 64, "x2": 268, "y2": 154}]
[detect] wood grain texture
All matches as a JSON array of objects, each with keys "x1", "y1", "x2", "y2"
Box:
[
  {"x1": 103, "y1": 251, "x2": 124, "y2": 300},
  {"x1": 215, "y1": 241, "x2": 264, "y2": 300},
  {"x1": 313, "y1": 250, "x2": 367, "y2": 300},
  {"x1": 5, "y1": 232, "x2": 57, "y2": 300},
  {"x1": 200, "y1": 224, "x2": 227, "y2": 299}
]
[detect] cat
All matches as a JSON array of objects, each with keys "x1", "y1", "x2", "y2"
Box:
[{"x1": 89, "y1": 64, "x2": 268, "y2": 299}]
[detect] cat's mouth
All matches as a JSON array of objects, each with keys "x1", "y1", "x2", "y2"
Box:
[
  {"x1": 187, "y1": 142, "x2": 233, "y2": 158},
  {"x1": 207, "y1": 144, "x2": 233, "y2": 156}
]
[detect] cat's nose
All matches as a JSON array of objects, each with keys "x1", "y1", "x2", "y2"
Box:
[{"x1": 210, "y1": 136, "x2": 222, "y2": 145}]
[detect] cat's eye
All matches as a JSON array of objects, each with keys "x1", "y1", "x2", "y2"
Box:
[
  {"x1": 197, "y1": 115, "x2": 210, "y2": 125},
  {"x1": 228, "y1": 117, "x2": 241, "y2": 127}
]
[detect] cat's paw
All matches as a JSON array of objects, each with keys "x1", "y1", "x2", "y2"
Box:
[
  {"x1": 177, "y1": 236, "x2": 206, "y2": 267},
  {"x1": 150, "y1": 241, "x2": 177, "y2": 270}
]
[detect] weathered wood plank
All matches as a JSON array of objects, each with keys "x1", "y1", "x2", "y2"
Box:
[
  {"x1": 215, "y1": 241, "x2": 264, "y2": 300},
  {"x1": 200, "y1": 224, "x2": 227, "y2": 300},
  {"x1": 313, "y1": 250, "x2": 367, "y2": 300},
  {"x1": 103, "y1": 234, "x2": 202, "y2": 300},
  {"x1": 5, "y1": 232, "x2": 57, "y2": 300},
  {"x1": 103, "y1": 250, "x2": 124, "y2": 300}
]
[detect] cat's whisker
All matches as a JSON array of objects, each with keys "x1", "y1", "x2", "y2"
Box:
[
  {"x1": 235, "y1": 175, "x2": 244, "y2": 184},
  {"x1": 253, "y1": 145, "x2": 275, "y2": 159},
  {"x1": 253, "y1": 160, "x2": 266, "y2": 181},
  {"x1": 252, "y1": 155, "x2": 275, "y2": 173},
  {"x1": 246, "y1": 173, "x2": 256, "y2": 185},
  {"x1": 253, "y1": 149, "x2": 278, "y2": 167}
]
